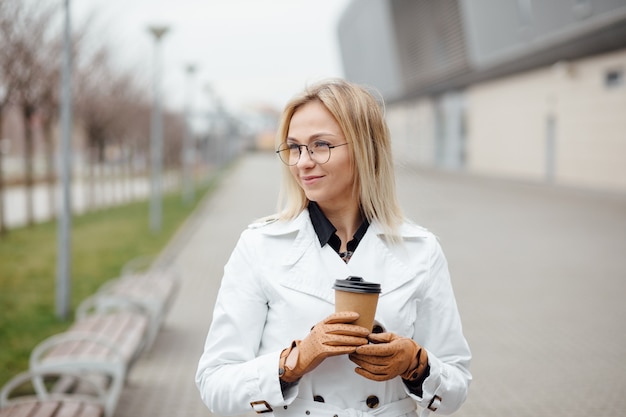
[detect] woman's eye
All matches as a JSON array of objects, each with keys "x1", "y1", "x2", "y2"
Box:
[
  {"x1": 312, "y1": 142, "x2": 330, "y2": 150},
  {"x1": 287, "y1": 143, "x2": 300, "y2": 150}
]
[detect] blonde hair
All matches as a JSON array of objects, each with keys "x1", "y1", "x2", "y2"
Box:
[{"x1": 275, "y1": 78, "x2": 403, "y2": 237}]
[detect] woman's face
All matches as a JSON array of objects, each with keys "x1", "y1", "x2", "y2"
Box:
[{"x1": 286, "y1": 100, "x2": 356, "y2": 212}]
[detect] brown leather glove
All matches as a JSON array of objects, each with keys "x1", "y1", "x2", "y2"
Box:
[
  {"x1": 279, "y1": 311, "x2": 370, "y2": 383},
  {"x1": 349, "y1": 332, "x2": 429, "y2": 382}
]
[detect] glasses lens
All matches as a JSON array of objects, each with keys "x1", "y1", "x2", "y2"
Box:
[
  {"x1": 310, "y1": 142, "x2": 331, "y2": 164},
  {"x1": 277, "y1": 144, "x2": 297, "y2": 165}
]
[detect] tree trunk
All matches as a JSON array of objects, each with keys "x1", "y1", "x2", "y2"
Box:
[
  {"x1": 123, "y1": 143, "x2": 130, "y2": 203},
  {"x1": 86, "y1": 145, "x2": 95, "y2": 210},
  {"x1": 97, "y1": 138, "x2": 105, "y2": 208},
  {"x1": 0, "y1": 111, "x2": 7, "y2": 236},
  {"x1": 129, "y1": 144, "x2": 137, "y2": 201},
  {"x1": 43, "y1": 118, "x2": 56, "y2": 220},
  {"x1": 22, "y1": 105, "x2": 35, "y2": 227},
  {"x1": 121, "y1": 142, "x2": 127, "y2": 204}
]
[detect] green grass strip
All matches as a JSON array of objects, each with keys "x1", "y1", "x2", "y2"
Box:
[{"x1": 0, "y1": 176, "x2": 219, "y2": 387}]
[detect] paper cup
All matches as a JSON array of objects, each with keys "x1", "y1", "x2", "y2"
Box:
[{"x1": 333, "y1": 276, "x2": 381, "y2": 331}]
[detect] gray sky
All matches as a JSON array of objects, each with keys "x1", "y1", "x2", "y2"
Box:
[{"x1": 72, "y1": 0, "x2": 352, "y2": 113}]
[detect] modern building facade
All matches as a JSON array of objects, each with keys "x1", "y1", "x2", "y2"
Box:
[{"x1": 338, "y1": 0, "x2": 626, "y2": 192}]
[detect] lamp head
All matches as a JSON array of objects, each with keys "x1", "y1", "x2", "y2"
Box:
[{"x1": 148, "y1": 25, "x2": 170, "y2": 40}]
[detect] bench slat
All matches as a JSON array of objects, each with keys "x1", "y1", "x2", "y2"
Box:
[
  {"x1": 52, "y1": 401, "x2": 81, "y2": 417},
  {"x1": 0, "y1": 400, "x2": 104, "y2": 417},
  {"x1": 31, "y1": 401, "x2": 61, "y2": 417},
  {"x1": 0, "y1": 403, "x2": 36, "y2": 417},
  {"x1": 40, "y1": 312, "x2": 149, "y2": 367},
  {"x1": 76, "y1": 404, "x2": 102, "y2": 417}
]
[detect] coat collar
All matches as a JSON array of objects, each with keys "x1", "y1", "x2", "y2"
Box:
[
  {"x1": 257, "y1": 210, "x2": 430, "y2": 240},
  {"x1": 256, "y1": 211, "x2": 313, "y2": 266},
  {"x1": 258, "y1": 210, "x2": 432, "y2": 299},
  {"x1": 368, "y1": 219, "x2": 431, "y2": 240}
]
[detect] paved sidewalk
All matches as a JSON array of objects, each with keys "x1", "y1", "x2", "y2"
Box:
[{"x1": 114, "y1": 151, "x2": 626, "y2": 417}]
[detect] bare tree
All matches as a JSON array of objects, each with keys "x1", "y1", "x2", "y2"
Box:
[
  {"x1": 120, "y1": 98, "x2": 151, "y2": 201},
  {"x1": 163, "y1": 110, "x2": 185, "y2": 190},
  {"x1": 6, "y1": 0, "x2": 59, "y2": 226},
  {"x1": 0, "y1": 1, "x2": 17, "y2": 235},
  {"x1": 105, "y1": 72, "x2": 150, "y2": 203},
  {"x1": 0, "y1": 90, "x2": 9, "y2": 235},
  {"x1": 0, "y1": 0, "x2": 189, "y2": 231},
  {"x1": 38, "y1": 70, "x2": 59, "y2": 219},
  {"x1": 75, "y1": 47, "x2": 116, "y2": 209},
  {"x1": 37, "y1": 22, "x2": 86, "y2": 220},
  {"x1": 75, "y1": 46, "x2": 152, "y2": 210}
]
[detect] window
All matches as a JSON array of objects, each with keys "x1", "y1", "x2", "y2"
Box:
[{"x1": 605, "y1": 69, "x2": 624, "y2": 89}]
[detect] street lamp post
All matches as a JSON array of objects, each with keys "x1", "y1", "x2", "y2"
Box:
[
  {"x1": 203, "y1": 84, "x2": 221, "y2": 175},
  {"x1": 147, "y1": 25, "x2": 169, "y2": 233},
  {"x1": 182, "y1": 64, "x2": 196, "y2": 205},
  {"x1": 56, "y1": 0, "x2": 73, "y2": 320}
]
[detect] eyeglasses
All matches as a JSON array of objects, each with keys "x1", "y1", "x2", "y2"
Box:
[{"x1": 276, "y1": 141, "x2": 349, "y2": 166}]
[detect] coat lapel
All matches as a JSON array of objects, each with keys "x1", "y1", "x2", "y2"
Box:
[
  {"x1": 348, "y1": 221, "x2": 431, "y2": 296},
  {"x1": 260, "y1": 212, "x2": 432, "y2": 302},
  {"x1": 260, "y1": 211, "x2": 340, "y2": 304}
]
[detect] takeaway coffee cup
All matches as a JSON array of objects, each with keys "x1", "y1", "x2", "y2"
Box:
[{"x1": 333, "y1": 276, "x2": 381, "y2": 331}]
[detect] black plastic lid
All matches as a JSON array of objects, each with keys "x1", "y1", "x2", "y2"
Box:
[{"x1": 333, "y1": 276, "x2": 381, "y2": 294}]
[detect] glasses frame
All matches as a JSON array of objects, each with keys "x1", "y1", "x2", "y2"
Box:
[{"x1": 275, "y1": 142, "x2": 349, "y2": 166}]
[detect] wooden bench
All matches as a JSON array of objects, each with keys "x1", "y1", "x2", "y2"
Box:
[
  {"x1": 28, "y1": 296, "x2": 150, "y2": 416},
  {"x1": 95, "y1": 264, "x2": 179, "y2": 349},
  {"x1": 4, "y1": 258, "x2": 171, "y2": 417},
  {"x1": 0, "y1": 367, "x2": 122, "y2": 417},
  {"x1": 32, "y1": 296, "x2": 150, "y2": 369}
]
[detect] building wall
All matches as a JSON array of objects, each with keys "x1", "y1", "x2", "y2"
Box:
[
  {"x1": 467, "y1": 48, "x2": 626, "y2": 191},
  {"x1": 387, "y1": 99, "x2": 437, "y2": 167},
  {"x1": 466, "y1": 68, "x2": 549, "y2": 181},
  {"x1": 552, "y1": 49, "x2": 626, "y2": 190},
  {"x1": 387, "y1": 48, "x2": 626, "y2": 192},
  {"x1": 388, "y1": 93, "x2": 467, "y2": 171},
  {"x1": 340, "y1": 0, "x2": 626, "y2": 193}
]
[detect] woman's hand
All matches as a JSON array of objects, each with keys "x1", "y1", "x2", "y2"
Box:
[
  {"x1": 279, "y1": 311, "x2": 370, "y2": 382},
  {"x1": 349, "y1": 332, "x2": 428, "y2": 382}
]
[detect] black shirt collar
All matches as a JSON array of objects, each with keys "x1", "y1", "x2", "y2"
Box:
[{"x1": 308, "y1": 201, "x2": 369, "y2": 253}]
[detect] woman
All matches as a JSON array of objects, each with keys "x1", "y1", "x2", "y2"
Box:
[{"x1": 196, "y1": 79, "x2": 471, "y2": 417}]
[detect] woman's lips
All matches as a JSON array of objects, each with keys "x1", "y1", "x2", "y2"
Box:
[{"x1": 301, "y1": 175, "x2": 323, "y2": 186}]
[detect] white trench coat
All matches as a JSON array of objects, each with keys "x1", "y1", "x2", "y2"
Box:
[{"x1": 196, "y1": 210, "x2": 471, "y2": 417}]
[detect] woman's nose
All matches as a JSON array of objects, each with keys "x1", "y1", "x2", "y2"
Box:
[{"x1": 296, "y1": 147, "x2": 315, "y2": 167}]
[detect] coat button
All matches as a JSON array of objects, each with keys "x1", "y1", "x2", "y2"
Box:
[
  {"x1": 366, "y1": 395, "x2": 379, "y2": 409},
  {"x1": 313, "y1": 395, "x2": 325, "y2": 403},
  {"x1": 372, "y1": 321, "x2": 385, "y2": 334}
]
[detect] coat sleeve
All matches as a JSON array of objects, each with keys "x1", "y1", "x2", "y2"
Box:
[
  {"x1": 406, "y1": 237, "x2": 472, "y2": 416},
  {"x1": 195, "y1": 229, "x2": 287, "y2": 415}
]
